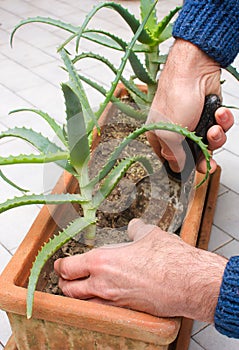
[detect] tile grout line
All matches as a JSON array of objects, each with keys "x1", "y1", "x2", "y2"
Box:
[
  {"x1": 0, "y1": 242, "x2": 13, "y2": 257},
  {"x1": 191, "y1": 337, "x2": 207, "y2": 350},
  {"x1": 212, "y1": 223, "x2": 239, "y2": 243}
]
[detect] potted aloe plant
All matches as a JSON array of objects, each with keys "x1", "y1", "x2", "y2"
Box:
[{"x1": 0, "y1": 1, "x2": 237, "y2": 349}]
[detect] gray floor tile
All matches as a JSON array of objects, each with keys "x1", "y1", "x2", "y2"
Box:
[
  {"x1": 188, "y1": 338, "x2": 205, "y2": 350},
  {"x1": 0, "y1": 84, "x2": 32, "y2": 119},
  {"x1": 224, "y1": 124, "x2": 239, "y2": 156},
  {"x1": 208, "y1": 225, "x2": 233, "y2": 252},
  {"x1": 0, "y1": 39, "x2": 55, "y2": 69},
  {"x1": 193, "y1": 324, "x2": 239, "y2": 350},
  {"x1": 0, "y1": 0, "x2": 37, "y2": 16},
  {"x1": 191, "y1": 321, "x2": 209, "y2": 336},
  {"x1": 12, "y1": 25, "x2": 63, "y2": 49},
  {"x1": 28, "y1": 0, "x2": 76, "y2": 17},
  {"x1": 0, "y1": 244, "x2": 12, "y2": 274},
  {"x1": 0, "y1": 8, "x2": 22, "y2": 31},
  {"x1": 0, "y1": 205, "x2": 40, "y2": 251},
  {"x1": 0, "y1": 310, "x2": 12, "y2": 346},
  {"x1": 0, "y1": 60, "x2": 46, "y2": 92},
  {"x1": 214, "y1": 190, "x2": 239, "y2": 240},
  {"x1": 217, "y1": 184, "x2": 229, "y2": 197},
  {"x1": 215, "y1": 239, "x2": 239, "y2": 259},
  {"x1": 16, "y1": 83, "x2": 65, "y2": 123},
  {"x1": 32, "y1": 61, "x2": 68, "y2": 87},
  {"x1": 214, "y1": 150, "x2": 239, "y2": 194},
  {"x1": 221, "y1": 69, "x2": 239, "y2": 98}
]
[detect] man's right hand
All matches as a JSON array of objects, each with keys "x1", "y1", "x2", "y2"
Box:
[{"x1": 146, "y1": 39, "x2": 234, "y2": 174}]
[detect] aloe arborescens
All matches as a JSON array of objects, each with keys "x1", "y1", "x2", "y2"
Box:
[{"x1": 0, "y1": 0, "x2": 221, "y2": 319}]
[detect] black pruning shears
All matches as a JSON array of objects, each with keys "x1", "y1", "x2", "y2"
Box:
[{"x1": 164, "y1": 94, "x2": 221, "y2": 183}]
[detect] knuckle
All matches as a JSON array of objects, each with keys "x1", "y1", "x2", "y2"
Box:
[{"x1": 58, "y1": 257, "x2": 74, "y2": 280}]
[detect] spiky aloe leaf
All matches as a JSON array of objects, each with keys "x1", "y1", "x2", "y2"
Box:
[
  {"x1": 62, "y1": 82, "x2": 90, "y2": 178},
  {"x1": 78, "y1": 30, "x2": 155, "y2": 85},
  {"x1": 151, "y1": 54, "x2": 168, "y2": 65},
  {"x1": 82, "y1": 30, "x2": 151, "y2": 53},
  {"x1": 0, "y1": 152, "x2": 69, "y2": 165},
  {"x1": 140, "y1": 0, "x2": 157, "y2": 32},
  {"x1": 0, "y1": 127, "x2": 63, "y2": 153},
  {"x1": 90, "y1": 122, "x2": 211, "y2": 189},
  {"x1": 73, "y1": 52, "x2": 149, "y2": 104},
  {"x1": 0, "y1": 127, "x2": 74, "y2": 171},
  {"x1": 75, "y1": 72, "x2": 147, "y2": 120},
  {"x1": 62, "y1": 1, "x2": 154, "y2": 52},
  {"x1": 95, "y1": 0, "x2": 158, "y2": 120},
  {"x1": 0, "y1": 169, "x2": 29, "y2": 192},
  {"x1": 9, "y1": 109, "x2": 67, "y2": 146},
  {"x1": 10, "y1": 17, "x2": 79, "y2": 46},
  {"x1": 152, "y1": 6, "x2": 181, "y2": 42},
  {"x1": 0, "y1": 193, "x2": 87, "y2": 213},
  {"x1": 60, "y1": 49, "x2": 99, "y2": 136},
  {"x1": 226, "y1": 65, "x2": 239, "y2": 81},
  {"x1": 93, "y1": 156, "x2": 153, "y2": 207},
  {"x1": 157, "y1": 23, "x2": 173, "y2": 43},
  {"x1": 27, "y1": 216, "x2": 95, "y2": 319}
]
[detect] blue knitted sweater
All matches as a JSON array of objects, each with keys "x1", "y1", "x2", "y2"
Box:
[
  {"x1": 173, "y1": 0, "x2": 239, "y2": 339},
  {"x1": 173, "y1": 0, "x2": 239, "y2": 67}
]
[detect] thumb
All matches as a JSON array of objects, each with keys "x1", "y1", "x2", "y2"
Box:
[
  {"x1": 155, "y1": 130, "x2": 186, "y2": 172},
  {"x1": 128, "y1": 219, "x2": 156, "y2": 241}
]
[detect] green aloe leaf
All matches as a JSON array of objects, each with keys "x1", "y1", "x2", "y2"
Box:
[
  {"x1": 157, "y1": 23, "x2": 173, "y2": 43},
  {"x1": 226, "y1": 65, "x2": 239, "y2": 81},
  {"x1": 0, "y1": 193, "x2": 88, "y2": 214},
  {"x1": 62, "y1": 82, "x2": 90, "y2": 176},
  {"x1": 75, "y1": 72, "x2": 147, "y2": 120},
  {"x1": 0, "y1": 152, "x2": 69, "y2": 165},
  {"x1": 152, "y1": 6, "x2": 181, "y2": 42},
  {"x1": 140, "y1": 0, "x2": 157, "y2": 32},
  {"x1": 93, "y1": 156, "x2": 153, "y2": 207},
  {"x1": 0, "y1": 169, "x2": 29, "y2": 192},
  {"x1": 73, "y1": 52, "x2": 149, "y2": 104},
  {"x1": 60, "y1": 49, "x2": 99, "y2": 135},
  {"x1": 0, "y1": 127, "x2": 73, "y2": 171},
  {"x1": 95, "y1": 0, "x2": 158, "y2": 120},
  {"x1": 9, "y1": 109, "x2": 67, "y2": 146},
  {"x1": 83, "y1": 30, "x2": 122, "y2": 51},
  {"x1": 100, "y1": 31, "x2": 154, "y2": 85},
  {"x1": 151, "y1": 54, "x2": 168, "y2": 65},
  {"x1": 0, "y1": 127, "x2": 64, "y2": 154},
  {"x1": 84, "y1": 30, "x2": 152, "y2": 53},
  {"x1": 27, "y1": 216, "x2": 95, "y2": 319},
  {"x1": 72, "y1": 1, "x2": 154, "y2": 51},
  {"x1": 91, "y1": 122, "x2": 211, "y2": 189},
  {"x1": 10, "y1": 17, "x2": 79, "y2": 46}
]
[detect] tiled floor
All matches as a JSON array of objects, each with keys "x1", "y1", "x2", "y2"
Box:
[{"x1": 0, "y1": 0, "x2": 238, "y2": 349}]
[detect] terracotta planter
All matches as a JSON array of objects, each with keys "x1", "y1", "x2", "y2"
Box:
[{"x1": 0, "y1": 85, "x2": 218, "y2": 349}]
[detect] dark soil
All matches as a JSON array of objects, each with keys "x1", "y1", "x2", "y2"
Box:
[{"x1": 39, "y1": 96, "x2": 193, "y2": 296}]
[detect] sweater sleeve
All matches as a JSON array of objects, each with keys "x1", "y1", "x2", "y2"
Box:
[
  {"x1": 214, "y1": 256, "x2": 239, "y2": 338},
  {"x1": 172, "y1": 0, "x2": 239, "y2": 67}
]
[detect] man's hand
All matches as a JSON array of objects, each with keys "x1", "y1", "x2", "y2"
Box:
[
  {"x1": 54, "y1": 219, "x2": 227, "y2": 323},
  {"x1": 147, "y1": 39, "x2": 234, "y2": 173}
]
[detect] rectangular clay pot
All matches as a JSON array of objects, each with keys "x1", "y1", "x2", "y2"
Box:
[{"x1": 0, "y1": 85, "x2": 210, "y2": 349}]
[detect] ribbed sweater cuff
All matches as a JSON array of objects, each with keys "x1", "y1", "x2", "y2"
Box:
[
  {"x1": 172, "y1": 0, "x2": 239, "y2": 67},
  {"x1": 214, "y1": 256, "x2": 239, "y2": 338}
]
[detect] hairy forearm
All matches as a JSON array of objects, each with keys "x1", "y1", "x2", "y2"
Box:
[{"x1": 182, "y1": 249, "x2": 227, "y2": 322}]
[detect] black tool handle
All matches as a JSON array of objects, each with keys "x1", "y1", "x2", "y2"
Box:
[{"x1": 164, "y1": 94, "x2": 221, "y2": 183}]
